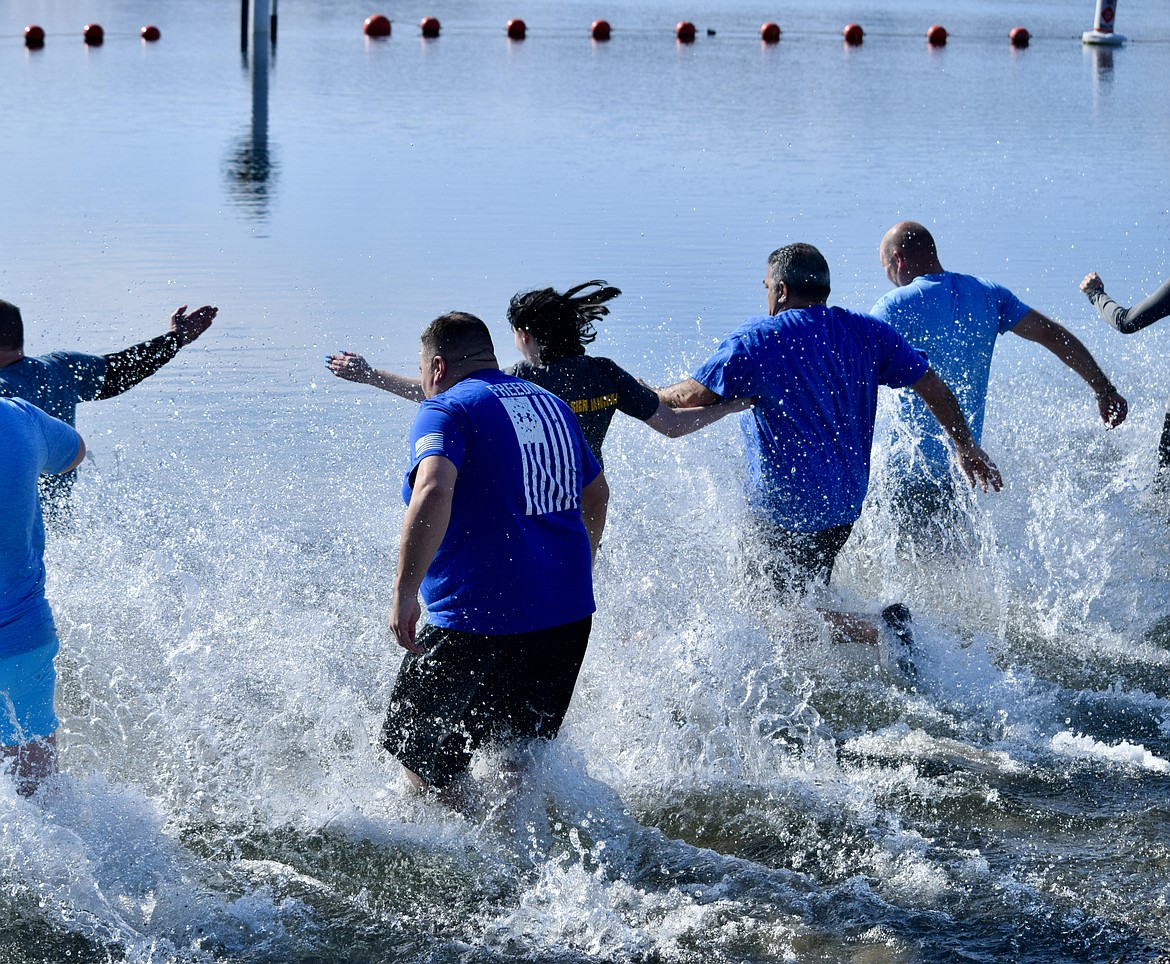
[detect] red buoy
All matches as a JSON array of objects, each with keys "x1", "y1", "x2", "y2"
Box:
[
  {"x1": 83, "y1": 23, "x2": 104, "y2": 46},
  {"x1": 24, "y1": 25, "x2": 45, "y2": 48},
  {"x1": 591, "y1": 19, "x2": 611, "y2": 41},
  {"x1": 363, "y1": 14, "x2": 391, "y2": 38},
  {"x1": 759, "y1": 22, "x2": 781, "y2": 44},
  {"x1": 506, "y1": 18, "x2": 526, "y2": 40},
  {"x1": 420, "y1": 16, "x2": 440, "y2": 37},
  {"x1": 1010, "y1": 26, "x2": 1030, "y2": 48},
  {"x1": 843, "y1": 23, "x2": 864, "y2": 45},
  {"x1": 926, "y1": 24, "x2": 947, "y2": 46},
  {"x1": 675, "y1": 21, "x2": 696, "y2": 43},
  {"x1": 141, "y1": 25, "x2": 161, "y2": 41}
]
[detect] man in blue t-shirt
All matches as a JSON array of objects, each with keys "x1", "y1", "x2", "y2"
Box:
[
  {"x1": 0, "y1": 298, "x2": 217, "y2": 520},
  {"x1": 1, "y1": 398, "x2": 86, "y2": 796},
  {"x1": 658, "y1": 243, "x2": 1001, "y2": 658},
  {"x1": 381, "y1": 312, "x2": 609, "y2": 806},
  {"x1": 871, "y1": 222, "x2": 1127, "y2": 528}
]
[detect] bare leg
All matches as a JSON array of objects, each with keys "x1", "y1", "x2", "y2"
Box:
[
  {"x1": 819, "y1": 609, "x2": 879, "y2": 647},
  {"x1": 2, "y1": 734, "x2": 58, "y2": 797},
  {"x1": 399, "y1": 763, "x2": 478, "y2": 816},
  {"x1": 818, "y1": 606, "x2": 917, "y2": 678}
]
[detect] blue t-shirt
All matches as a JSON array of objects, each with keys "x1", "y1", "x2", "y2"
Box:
[
  {"x1": 0, "y1": 351, "x2": 107, "y2": 426},
  {"x1": 693, "y1": 305, "x2": 929, "y2": 532},
  {"x1": 0, "y1": 398, "x2": 83, "y2": 658},
  {"x1": 871, "y1": 272, "x2": 1030, "y2": 480},
  {"x1": 403, "y1": 368, "x2": 601, "y2": 635}
]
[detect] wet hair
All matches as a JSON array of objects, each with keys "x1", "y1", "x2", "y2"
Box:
[
  {"x1": 506, "y1": 280, "x2": 621, "y2": 364},
  {"x1": 766, "y1": 244, "x2": 831, "y2": 303},
  {"x1": 420, "y1": 311, "x2": 495, "y2": 361},
  {"x1": 0, "y1": 300, "x2": 23, "y2": 351}
]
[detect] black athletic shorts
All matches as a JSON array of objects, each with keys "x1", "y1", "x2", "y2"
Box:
[
  {"x1": 381, "y1": 615, "x2": 593, "y2": 789},
  {"x1": 749, "y1": 520, "x2": 854, "y2": 596}
]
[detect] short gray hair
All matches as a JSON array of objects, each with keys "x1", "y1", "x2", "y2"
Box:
[{"x1": 767, "y1": 243, "x2": 831, "y2": 302}]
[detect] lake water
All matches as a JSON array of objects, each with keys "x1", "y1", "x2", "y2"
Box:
[{"x1": 2, "y1": 0, "x2": 1170, "y2": 961}]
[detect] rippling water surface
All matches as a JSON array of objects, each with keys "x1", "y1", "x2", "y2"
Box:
[{"x1": 2, "y1": 0, "x2": 1169, "y2": 960}]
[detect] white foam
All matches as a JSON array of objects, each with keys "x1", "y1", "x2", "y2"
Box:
[{"x1": 1050, "y1": 730, "x2": 1170, "y2": 773}]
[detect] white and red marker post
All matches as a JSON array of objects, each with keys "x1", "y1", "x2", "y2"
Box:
[{"x1": 1082, "y1": 0, "x2": 1126, "y2": 45}]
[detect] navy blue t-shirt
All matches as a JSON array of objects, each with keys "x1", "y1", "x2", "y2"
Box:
[{"x1": 403, "y1": 369, "x2": 601, "y2": 635}]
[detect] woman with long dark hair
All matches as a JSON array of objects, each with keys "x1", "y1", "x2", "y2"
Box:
[{"x1": 328, "y1": 280, "x2": 746, "y2": 463}]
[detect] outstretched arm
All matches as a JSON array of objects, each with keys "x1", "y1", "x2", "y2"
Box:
[
  {"x1": 328, "y1": 351, "x2": 425, "y2": 403},
  {"x1": 644, "y1": 398, "x2": 752, "y2": 438},
  {"x1": 98, "y1": 304, "x2": 218, "y2": 400},
  {"x1": 1011, "y1": 310, "x2": 1127, "y2": 428},
  {"x1": 909, "y1": 369, "x2": 1003, "y2": 492},
  {"x1": 656, "y1": 378, "x2": 723, "y2": 409},
  {"x1": 390, "y1": 455, "x2": 456, "y2": 654},
  {"x1": 1081, "y1": 272, "x2": 1170, "y2": 336}
]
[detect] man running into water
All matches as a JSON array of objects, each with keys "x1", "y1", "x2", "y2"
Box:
[
  {"x1": 871, "y1": 222, "x2": 1126, "y2": 537},
  {"x1": 657, "y1": 243, "x2": 1001, "y2": 674},
  {"x1": 1080, "y1": 270, "x2": 1170, "y2": 473},
  {"x1": 381, "y1": 312, "x2": 608, "y2": 809},
  {"x1": 0, "y1": 298, "x2": 217, "y2": 522},
  {"x1": 0, "y1": 398, "x2": 85, "y2": 796}
]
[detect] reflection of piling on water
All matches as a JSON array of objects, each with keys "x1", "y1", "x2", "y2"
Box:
[
  {"x1": 225, "y1": 9, "x2": 278, "y2": 220},
  {"x1": 1090, "y1": 44, "x2": 1114, "y2": 78}
]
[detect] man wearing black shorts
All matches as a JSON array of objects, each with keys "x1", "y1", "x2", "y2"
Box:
[{"x1": 382, "y1": 312, "x2": 609, "y2": 804}]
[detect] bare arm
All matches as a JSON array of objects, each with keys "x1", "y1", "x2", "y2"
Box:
[
  {"x1": 390, "y1": 455, "x2": 457, "y2": 654},
  {"x1": 1011, "y1": 310, "x2": 1127, "y2": 428},
  {"x1": 328, "y1": 351, "x2": 425, "y2": 403},
  {"x1": 580, "y1": 472, "x2": 609, "y2": 562},
  {"x1": 644, "y1": 398, "x2": 752, "y2": 438},
  {"x1": 656, "y1": 378, "x2": 724, "y2": 409},
  {"x1": 910, "y1": 369, "x2": 1003, "y2": 492}
]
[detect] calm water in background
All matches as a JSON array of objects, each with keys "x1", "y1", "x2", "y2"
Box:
[{"x1": 2, "y1": 0, "x2": 1170, "y2": 961}]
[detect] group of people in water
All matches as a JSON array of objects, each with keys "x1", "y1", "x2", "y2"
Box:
[{"x1": 2, "y1": 219, "x2": 1167, "y2": 804}]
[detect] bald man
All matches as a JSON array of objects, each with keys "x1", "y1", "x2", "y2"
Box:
[{"x1": 871, "y1": 221, "x2": 1127, "y2": 528}]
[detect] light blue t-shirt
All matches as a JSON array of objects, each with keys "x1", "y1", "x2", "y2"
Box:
[
  {"x1": 871, "y1": 272, "x2": 1030, "y2": 480},
  {"x1": 0, "y1": 351, "x2": 107, "y2": 426},
  {"x1": 404, "y1": 369, "x2": 601, "y2": 635},
  {"x1": 693, "y1": 305, "x2": 929, "y2": 532},
  {"x1": 0, "y1": 398, "x2": 83, "y2": 658}
]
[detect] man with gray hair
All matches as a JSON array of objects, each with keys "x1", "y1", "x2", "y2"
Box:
[{"x1": 658, "y1": 243, "x2": 1001, "y2": 665}]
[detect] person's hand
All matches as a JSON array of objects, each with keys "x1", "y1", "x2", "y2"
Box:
[
  {"x1": 170, "y1": 305, "x2": 217, "y2": 346},
  {"x1": 328, "y1": 351, "x2": 375, "y2": 384},
  {"x1": 1080, "y1": 272, "x2": 1105, "y2": 296},
  {"x1": 390, "y1": 589, "x2": 424, "y2": 654},
  {"x1": 956, "y1": 444, "x2": 1003, "y2": 493},
  {"x1": 1098, "y1": 390, "x2": 1128, "y2": 429}
]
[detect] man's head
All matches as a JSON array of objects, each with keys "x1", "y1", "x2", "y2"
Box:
[
  {"x1": 879, "y1": 221, "x2": 943, "y2": 287},
  {"x1": 0, "y1": 300, "x2": 24, "y2": 352},
  {"x1": 765, "y1": 243, "x2": 831, "y2": 314},
  {"x1": 419, "y1": 311, "x2": 498, "y2": 397}
]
